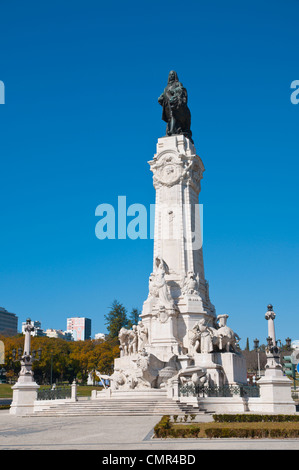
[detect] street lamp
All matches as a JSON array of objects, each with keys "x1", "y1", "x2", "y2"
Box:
[
  {"x1": 266, "y1": 336, "x2": 273, "y2": 350},
  {"x1": 50, "y1": 351, "x2": 54, "y2": 388},
  {"x1": 10, "y1": 319, "x2": 41, "y2": 416},
  {"x1": 32, "y1": 347, "x2": 42, "y2": 362},
  {"x1": 12, "y1": 319, "x2": 42, "y2": 381},
  {"x1": 253, "y1": 338, "x2": 261, "y2": 378},
  {"x1": 0, "y1": 367, "x2": 6, "y2": 384}
]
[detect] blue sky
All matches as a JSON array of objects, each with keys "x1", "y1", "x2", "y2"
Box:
[{"x1": 0, "y1": 0, "x2": 298, "y2": 348}]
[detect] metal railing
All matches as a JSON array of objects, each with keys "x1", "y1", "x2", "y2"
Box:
[
  {"x1": 179, "y1": 383, "x2": 260, "y2": 398},
  {"x1": 37, "y1": 386, "x2": 71, "y2": 401}
]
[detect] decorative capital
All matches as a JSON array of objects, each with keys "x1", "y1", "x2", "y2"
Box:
[
  {"x1": 24, "y1": 318, "x2": 35, "y2": 333},
  {"x1": 149, "y1": 137, "x2": 204, "y2": 193},
  {"x1": 265, "y1": 304, "x2": 275, "y2": 321}
]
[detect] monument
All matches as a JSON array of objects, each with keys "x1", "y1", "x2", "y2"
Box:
[{"x1": 110, "y1": 71, "x2": 247, "y2": 394}]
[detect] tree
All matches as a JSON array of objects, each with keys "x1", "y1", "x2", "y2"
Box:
[
  {"x1": 242, "y1": 348, "x2": 267, "y2": 375},
  {"x1": 0, "y1": 332, "x2": 120, "y2": 385},
  {"x1": 104, "y1": 300, "x2": 128, "y2": 339},
  {"x1": 127, "y1": 308, "x2": 141, "y2": 328}
]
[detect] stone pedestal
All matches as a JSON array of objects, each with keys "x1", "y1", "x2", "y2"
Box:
[
  {"x1": 256, "y1": 346, "x2": 296, "y2": 413},
  {"x1": 10, "y1": 378, "x2": 39, "y2": 416},
  {"x1": 216, "y1": 352, "x2": 247, "y2": 385},
  {"x1": 193, "y1": 353, "x2": 224, "y2": 386},
  {"x1": 257, "y1": 375, "x2": 295, "y2": 413}
]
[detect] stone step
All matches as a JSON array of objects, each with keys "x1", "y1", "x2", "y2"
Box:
[
  {"x1": 32, "y1": 398, "x2": 204, "y2": 417},
  {"x1": 96, "y1": 390, "x2": 169, "y2": 399}
]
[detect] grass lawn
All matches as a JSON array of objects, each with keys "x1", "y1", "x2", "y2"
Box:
[
  {"x1": 0, "y1": 383, "x2": 103, "y2": 399},
  {"x1": 0, "y1": 384, "x2": 13, "y2": 398}
]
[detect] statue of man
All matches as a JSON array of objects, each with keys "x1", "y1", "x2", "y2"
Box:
[
  {"x1": 182, "y1": 271, "x2": 199, "y2": 295},
  {"x1": 128, "y1": 325, "x2": 138, "y2": 354},
  {"x1": 137, "y1": 321, "x2": 148, "y2": 351},
  {"x1": 158, "y1": 70, "x2": 193, "y2": 142},
  {"x1": 192, "y1": 319, "x2": 214, "y2": 354},
  {"x1": 154, "y1": 256, "x2": 176, "y2": 310}
]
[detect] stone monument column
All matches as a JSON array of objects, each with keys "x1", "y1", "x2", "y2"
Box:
[
  {"x1": 257, "y1": 305, "x2": 295, "y2": 413},
  {"x1": 10, "y1": 319, "x2": 40, "y2": 416},
  {"x1": 265, "y1": 304, "x2": 276, "y2": 346},
  {"x1": 141, "y1": 133, "x2": 216, "y2": 361}
]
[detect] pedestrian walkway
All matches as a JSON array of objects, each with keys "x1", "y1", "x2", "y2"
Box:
[{"x1": 1, "y1": 410, "x2": 299, "y2": 450}]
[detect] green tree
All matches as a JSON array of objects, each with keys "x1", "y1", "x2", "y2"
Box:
[
  {"x1": 104, "y1": 300, "x2": 128, "y2": 339},
  {"x1": 0, "y1": 333, "x2": 120, "y2": 385},
  {"x1": 127, "y1": 308, "x2": 141, "y2": 328}
]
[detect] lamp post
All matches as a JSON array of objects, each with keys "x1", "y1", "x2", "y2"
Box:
[
  {"x1": 10, "y1": 318, "x2": 42, "y2": 415},
  {"x1": 253, "y1": 338, "x2": 261, "y2": 378},
  {"x1": 257, "y1": 304, "x2": 296, "y2": 413},
  {"x1": 285, "y1": 337, "x2": 292, "y2": 350},
  {"x1": 50, "y1": 351, "x2": 54, "y2": 388},
  {"x1": 12, "y1": 319, "x2": 42, "y2": 379},
  {"x1": 266, "y1": 335, "x2": 273, "y2": 352},
  {"x1": 264, "y1": 304, "x2": 283, "y2": 376},
  {"x1": 0, "y1": 367, "x2": 6, "y2": 384},
  {"x1": 265, "y1": 304, "x2": 276, "y2": 347}
]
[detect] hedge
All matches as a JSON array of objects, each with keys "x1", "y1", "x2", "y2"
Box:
[
  {"x1": 213, "y1": 414, "x2": 299, "y2": 423},
  {"x1": 205, "y1": 427, "x2": 299, "y2": 439},
  {"x1": 154, "y1": 416, "x2": 200, "y2": 438},
  {"x1": 153, "y1": 415, "x2": 299, "y2": 439}
]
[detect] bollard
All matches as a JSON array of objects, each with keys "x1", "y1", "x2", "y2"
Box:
[{"x1": 71, "y1": 379, "x2": 78, "y2": 401}]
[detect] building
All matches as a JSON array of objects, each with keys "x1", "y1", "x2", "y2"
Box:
[
  {"x1": 45, "y1": 329, "x2": 66, "y2": 340},
  {"x1": 94, "y1": 333, "x2": 107, "y2": 341},
  {"x1": 21, "y1": 320, "x2": 45, "y2": 337},
  {"x1": 63, "y1": 331, "x2": 74, "y2": 341},
  {"x1": 0, "y1": 307, "x2": 18, "y2": 335},
  {"x1": 20, "y1": 321, "x2": 74, "y2": 341},
  {"x1": 66, "y1": 317, "x2": 91, "y2": 341}
]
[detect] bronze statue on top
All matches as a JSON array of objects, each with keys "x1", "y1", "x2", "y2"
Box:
[{"x1": 158, "y1": 70, "x2": 193, "y2": 142}]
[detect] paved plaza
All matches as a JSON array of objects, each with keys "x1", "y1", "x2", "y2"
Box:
[{"x1": 1, "y1": 410, "x2": 299, "y2": 451}]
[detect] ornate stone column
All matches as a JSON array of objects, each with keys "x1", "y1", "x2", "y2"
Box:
[
  {"x1": 265, "y1": 304, "x2": 277, "y2": 347},
  {"x1": 10, "y1": 319, "x2": 40, "y2": 416},
  {"x1": 257, "y1": 305, "x2": 295, "y2": 413},
  {"x1": 141, "y1": 135, "x2": 216, "y2": 361}
]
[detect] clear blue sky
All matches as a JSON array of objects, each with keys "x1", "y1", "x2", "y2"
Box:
[{"x1": 0, "y1": 0, "x2": 298, "y2": 348}]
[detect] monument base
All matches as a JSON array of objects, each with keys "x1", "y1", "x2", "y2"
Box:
[
  {"x1": 111, "y1": 351, "x2": 179, "y2": 391},
  {"x1": 10, "y1": 380, "x2": 39, "y2": 416},
  {"x1": 256, "y1": 375, "x2": 296, "y2": 413}
]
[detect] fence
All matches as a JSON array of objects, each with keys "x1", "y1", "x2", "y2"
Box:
[
  {"x1": 37, "y1": 386, "x2": 72, "y2": 401},
  {"x1": 179, "y1": 383, "x2": 260, "y2": 398}
]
